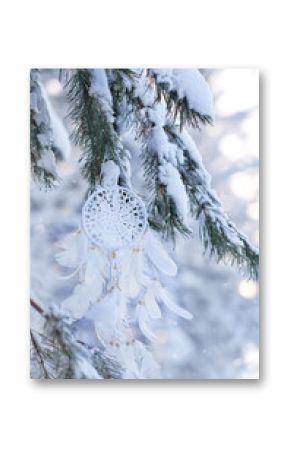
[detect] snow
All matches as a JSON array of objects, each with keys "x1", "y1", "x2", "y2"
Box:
[
  {"x1": 37, "y1": 149, "x2": 58, "y2": 178},
  {"x1": 133, "y1": 70, "x2": 155, "y2": 107},
  {"x1": 31, "y1": 72, "x2": 71, "y2": 160},
  {"x1": 148, "y1": 102, "x2": 167, "y2": 125},
  {"x1": 159, "y1": 162, "x2": 189, "y2": 220},
  {"x1": 180, "y1": 129, "x2": 204, "y2": 166},
  {"x1": 89, "y1": 69, "x2": 114, "y2": 122},
  {"x1": 172, "y1": 130, "x2": 245, "y2": 250},
  {"x1": 148, "y1": 124, "x2": 181, "y2": 166},
  {"x1": 152, "y1": 68, "x2": 214, "y2": 119},
  {"x1": 30, "y1": 91, "x2": 38, "y2": 113},
  {"x1": 151, "y1": 69, "x2": 173, "y2": 89},
  {"x1": 100, "y1": 160, "x2": 120, "y2": 187},
  {"x1": 89, "y1": 69, "x2": 112, "y2": 104},
  {"x1": 73, "y1": 356, "x2": 102, "y2": 379},
  {"x1": 147, "y1": 103, "x2": 186, "y2": 166},
  {"x1": 31, "y1": 76, "x2": 51, "y2": 144},
  {"x1": 40, "y1": 83, "x2": 71, "y2": 159}
]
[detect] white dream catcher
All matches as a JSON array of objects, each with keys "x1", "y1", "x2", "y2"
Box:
[
  {"x1": 55, "y1": 161, "x2": 192, "y2": 378},
  {"x1": 82, "y1": 186, "x2": 147, "y2": 250}
]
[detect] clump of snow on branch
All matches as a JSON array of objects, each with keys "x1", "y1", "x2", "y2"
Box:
[
  {"x1": 32, "y1": 73, "x2": 71, "y2": 161},
  {"x1": 175, "y1": 128, "x2": 246, "y2": 248},
  {"x1": 42, "y1": 85, "x2": 71, "y2": 160},
  {"x1": 152, "y1": 68, "x2": 214, "y2": 119},
  {"x1": 100, "y1": 160, "x2": 121, "y2": 187},
  {"x1": 89, "y1": 69, "x2": 114, "y2": 123},
  {"x1": 159, "y1": 162, "x2": 189, "y2": 221},
  {"x1": 30, "y1": 71, "x2": 71, "y2": 188}
]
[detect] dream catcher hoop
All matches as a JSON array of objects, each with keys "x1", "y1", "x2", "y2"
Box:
[{"x1": 82, "y1": 186, "x2": 147, "y2": 250}]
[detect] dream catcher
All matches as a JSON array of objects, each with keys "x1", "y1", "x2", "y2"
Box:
[{"x1": 55, "y1": 161, "x2": 192, "y2": 378}]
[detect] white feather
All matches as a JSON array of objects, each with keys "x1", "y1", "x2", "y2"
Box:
[
  {"x1": 144, "y1": 286, "x2": 162, "y2": 320},
  {"x1": 136, "y1": 304, "x2": 158, "y2": 341},
  {"x1": 84, "y1": 249, "x2": 108, "y2": 295},
  {"x1": 55, "y1": 230, "x2": 88, "y2": 269},
  {"x1": 93, "y1": 288, "x2": 128, "y2": 341},
  {"x1": 118, "y1": 248, "x2": 147, "y2": 297},
  {"x1": 133, "y1": 341, "x2": 160, "y2": 379},
  {"x1": 144, "y1": 231, "x2": 177, "y2": 276},
  {"x1": 158, "y1": 288, "x2": 192, "y2": 320}
]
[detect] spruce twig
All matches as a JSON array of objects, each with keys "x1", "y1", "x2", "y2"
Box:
[{"x1": 65, "y1": 69, "x2": 125, "y2": 186}]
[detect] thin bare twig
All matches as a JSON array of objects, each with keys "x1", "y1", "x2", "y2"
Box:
[
  {"x1": 30, "y1": 298, "x2": 44, "y2": 315},
  {"x1": 30, "y1": 329, "x2": 50, "y2": 378}
]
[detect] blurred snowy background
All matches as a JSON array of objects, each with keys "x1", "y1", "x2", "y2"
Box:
[{"x1": 31, "y1": 69, "x2": 259, "y2": 379}]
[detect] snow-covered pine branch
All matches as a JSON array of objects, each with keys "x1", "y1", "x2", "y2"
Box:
[
  {"x1": 30, "y1": 299, "x2": 123, "y2": 379},
  {"x1": 30, "y1": 70, "x2": 59, "y2": 187},
  {"x1": 141, "y1": 104, "x2": 192, "y2": 238},
  {"x1": 109, "y1": 69, "x2": 258, "y2": 278},
  {"x1": 30, "y1": 69, "x2": 71, "y2": 188},
  {"x1": 65, "y1": 69, "x2": 128, "y2": 187},
  {"x1": 149, "y1": 68, "x2": 214, "y2": 128},
  {"x1": 165, "y1": 126, "x2": 259, "y2": 279},
  {"x1": 108, "y1": 70, "x2": 192, "y2": 238},
  {"x1": 32, "y1": 68, "x2": 258, "y2": 278}
]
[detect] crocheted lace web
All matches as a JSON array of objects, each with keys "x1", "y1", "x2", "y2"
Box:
[{"x1": 82, "y1": 187, "x2": 147, "y2": 249}]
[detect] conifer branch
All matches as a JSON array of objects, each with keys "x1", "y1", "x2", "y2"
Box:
[
  {"x1": 65, "y1": 69, "x2": 125, "y2": 187},
  {"x1": 149, "y1": 69, "x2": 213, "y2": 129},
  {"x1": 109, "y1": 69, "x2": 191, "y2": 239},
  {"x1": 110, "y1": 70, "x2": 258, "y2": 277},
  {"x1": 142, "y1": 147, "x2": 191, "y2": 239},
  {"x1": 30, "y1": 70, "x2": 59, "y2": 188},
  {"x1": 31, "y1": 68, "x2": 259, "y2": 278},
  {"x1": 165, "y1": 125, "x2": 259, "y2": 278},
  {"x1": 30, "y1": 298, "x2": 123, "y2": 379}
]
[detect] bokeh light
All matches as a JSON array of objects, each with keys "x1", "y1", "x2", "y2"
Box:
[
  {"x1": 45, "y1": 78, "x2": 62, "y2": 96},
  {"x1": 239, "y1": 279, "x2": 258, "y2": 299}
]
